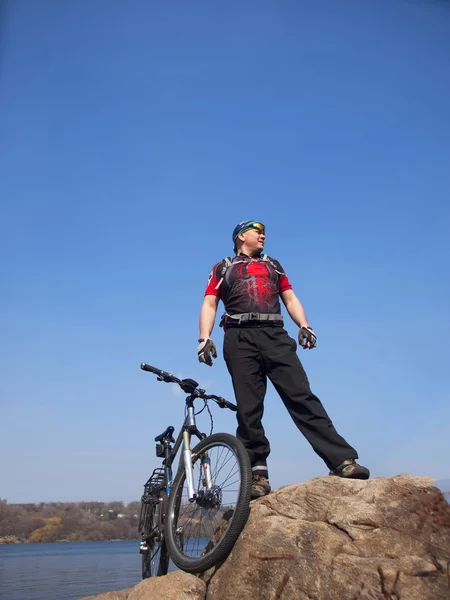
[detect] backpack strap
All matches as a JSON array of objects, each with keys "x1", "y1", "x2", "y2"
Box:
[
  {"x1": 261, "y1": 254, "x2": 285, "y2": 276},
  {"x1": 214, "y1": 257, "x2": 233, "y2": 290},
  {"x1": 220, "y1": 257, "x2": 233, "y2": 277}
]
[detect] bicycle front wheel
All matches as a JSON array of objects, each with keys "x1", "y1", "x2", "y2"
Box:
[
  {"x1": 140, "y1": 496, "x2": 169, "y2": 577},
  {"x1": 164, "y1": 432, "x2": 251, "y2": 573}
]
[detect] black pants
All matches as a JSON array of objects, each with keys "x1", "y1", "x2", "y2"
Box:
[{"x1": 223, "y1": 326, "x2": 358, "y2": 475}]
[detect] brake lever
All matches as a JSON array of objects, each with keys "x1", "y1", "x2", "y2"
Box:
[{"x1": 214, "y1": 396, "x2": 227, "y2": 409}]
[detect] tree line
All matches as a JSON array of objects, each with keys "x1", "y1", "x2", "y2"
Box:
[{"x1": 0, "y1": 499, "x2": 141, "y2": 543}]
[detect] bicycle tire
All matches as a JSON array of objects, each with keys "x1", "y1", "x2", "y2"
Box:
[
  {"x1": 164, "y1": 432, "x2": 251, "y2": 573},
  {"x1": 140, "y1": 497, "x2": 169, "y2": 577}
]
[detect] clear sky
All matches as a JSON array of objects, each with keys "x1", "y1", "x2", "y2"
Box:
[{"x1": 1, "y1": 0, "x2": 449, "y2": 503}]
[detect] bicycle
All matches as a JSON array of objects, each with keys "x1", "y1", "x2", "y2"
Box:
[{"x1": 138, "y1": 363, "x2": 252, "y2": 577}]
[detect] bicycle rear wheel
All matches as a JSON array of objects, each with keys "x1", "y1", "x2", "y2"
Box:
[
  {"x1": 139, "y1": 493, "x2": 169, "y2": 577},
  {"x1": 164, "y1": 433, "x2": 251, "y2": 573}
]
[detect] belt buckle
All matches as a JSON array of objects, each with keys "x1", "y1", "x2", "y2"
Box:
[{"x1": 249, "y1": 312, "x2": 259, "y2": 321}]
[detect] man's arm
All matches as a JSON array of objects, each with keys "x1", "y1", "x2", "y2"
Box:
[
  {"x1": 281, "y1": 289, "x2": 317, "y2": 349},
  {"x1": 199, "y1": 294, "x2": 220, "y2": 339},
  {"x1": 280, "y1": 289, "x2": 310, "y2": 328}
]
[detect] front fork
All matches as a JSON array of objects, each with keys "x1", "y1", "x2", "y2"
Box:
[
  {"x1": 183, "y1": 431, "x2": 212, "y2": 502},
  {"x1": 202, "y1": 454, "x2": 212, "y2": 489},
  {"x1": 183, "y1": 430, "x2": 196, "y2": 501}
]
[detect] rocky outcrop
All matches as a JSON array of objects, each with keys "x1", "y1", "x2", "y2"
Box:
[
  {"x1": 81, "y1": 571, "x2": 205, "y2": 600},
  {"x1": 82, "y1": 474, "x2": 450, "y2": 600},
  {"x1": 202, "y1": 474, "x2": 449, "y2": 599},
  {"x1": 82, "y1": 591, "x2": 130, "y2": 600}
]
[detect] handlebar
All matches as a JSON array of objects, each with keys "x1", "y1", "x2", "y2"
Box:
[{"x1": 140, "y1": 363, "x2": 237, "y2": 412}]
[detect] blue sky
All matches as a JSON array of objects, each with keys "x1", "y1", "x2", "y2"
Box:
[{"x1": 1, "y1": 0, "x2": 449, "y2": 503}]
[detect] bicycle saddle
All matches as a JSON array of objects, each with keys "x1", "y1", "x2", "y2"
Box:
[{"x1": 154, "y1": 426, "x2": 175, "y2": 443}]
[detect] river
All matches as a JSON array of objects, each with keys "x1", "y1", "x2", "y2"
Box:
[{"x1": 0, "y1": 540, "x2": 175, "y2": 600}]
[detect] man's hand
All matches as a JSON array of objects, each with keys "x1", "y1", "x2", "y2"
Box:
[
  {"x1": 198, "y1": 338, "x2": 217, "y2": 366},
  {"x1": 299, "y1": 326, "x2": 317, "y2": 350}
]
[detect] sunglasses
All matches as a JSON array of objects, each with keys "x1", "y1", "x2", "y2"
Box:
[{"x1": 243, "y1": 222, "x2": 265, "y2": 235}]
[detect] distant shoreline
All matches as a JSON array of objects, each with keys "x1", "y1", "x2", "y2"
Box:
[
  {"x1": 0, "y1": 536, "x2": 141, "y2": 545},
  {"x1": 0, "y1": 500, "x2": 142, "y2": 544}
]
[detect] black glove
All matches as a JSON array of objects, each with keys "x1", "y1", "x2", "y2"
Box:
[
  {"x1": 197, "y1": 338, "x2": 217, "y2": 366},
  {"x1": 299, "y1": 326, "x2": 317, "y2": 349}
]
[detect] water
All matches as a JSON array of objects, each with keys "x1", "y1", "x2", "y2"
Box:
[{"x1": 0, "y1": 540, "x2": 177, "y2": 600}]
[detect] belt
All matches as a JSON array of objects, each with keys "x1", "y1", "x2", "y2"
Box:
[{"x1": 220, "y1": 312, "x2": 283, "y2": 327}]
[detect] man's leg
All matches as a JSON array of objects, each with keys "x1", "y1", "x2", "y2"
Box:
[
  {"x1": 262, "y1": 328, "x2": 359, "y2": 471},
  {"x1": 223, "y1": 328, "x2": 270, "y2": 478}
]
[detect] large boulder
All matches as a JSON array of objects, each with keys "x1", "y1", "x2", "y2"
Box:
[
  {"x1": 82, "y1": 475, "x2": 449, "y2": 600},
  {"x1": 202, "y1": 474, "x2": 449, "y2": 599}
]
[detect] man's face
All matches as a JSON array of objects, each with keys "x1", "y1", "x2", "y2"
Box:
[{"x1": 240, "y1": 226, "x2": 265, "y2": 252}]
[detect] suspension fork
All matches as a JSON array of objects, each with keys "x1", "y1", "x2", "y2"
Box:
[
  {"x1": 183, "y1": 431, "x2": 213, "y2": 498},
  {"x1": 183, "y1": 429, "x2": 196, "y2": 501},
  {"x1": 202, "y1": 452, "x2": 213, "y2": 489},
  {"x1": 183, "y1": 399, "x2": 210, "y2": 500}
]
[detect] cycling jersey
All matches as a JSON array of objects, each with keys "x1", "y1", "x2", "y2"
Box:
[{"x1": 204, "y1": 254, "x2": 292, "y2": 315}]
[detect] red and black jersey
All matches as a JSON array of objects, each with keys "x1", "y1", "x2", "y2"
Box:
[{"x1": 204, "y1": 254, "x2": 292, "y2": 315}]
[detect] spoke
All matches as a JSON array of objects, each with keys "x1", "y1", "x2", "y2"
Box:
[
  {"x1": 210, "y1": 511, "x2": 221, "y2": 532},
  {"x1": 220, "y1": 476, "x2": 240, "y2": 489},
  {"x1": 214, "y1": 445, "x2": 229, "y2": 476},
  {"x1": 211, "y1": 449, "x2": 238, "y2": 484},
  {"x1": 207, "y1": 446, "x2": 227, "y2": 483},
  {"x1": 194, "y1": 534, "x2": 201, "y2": 557},
  {"x1": 183, "y1": 519, "x2": 194, "y2": 544},
  {"x1": 215, "y1": 465, "x2": 240, "y2": 490}
]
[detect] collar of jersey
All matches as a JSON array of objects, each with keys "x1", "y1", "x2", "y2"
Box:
[{"x1": 234, "y1": 252, "x2": 262, "y2": 260}]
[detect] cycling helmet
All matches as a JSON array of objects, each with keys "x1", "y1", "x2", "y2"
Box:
[{"x1": 232, "y1": 221, "x2": 265, "y2": 251}]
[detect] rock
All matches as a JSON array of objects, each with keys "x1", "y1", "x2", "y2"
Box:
[
  {"x1": 81, "y1": 591, "x2": 130, "y2": 600},
  {"x1": 80, "y1": 571, "x2": 205, "y2": 600},
  {"x1": 128, "y1": 572, "x2": 205, "y2": 600},
  {"x1": 202, "y1": 474, "x2": 450, "y2": 600}
]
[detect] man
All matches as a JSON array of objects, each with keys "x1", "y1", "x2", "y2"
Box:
[{"x1": 198, "y1": 220, "x2": 369, "y2": 499}]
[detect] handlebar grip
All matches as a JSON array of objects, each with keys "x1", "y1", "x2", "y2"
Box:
[
  {"x1": 140, "y1": 363, "x2": 182, "y2": 385},
  {"x1": 140, "y1": 363, "x2": 161, "y2": 375},
  {"x1": 224, "y1": 400, "x2": 237, "y2": 412}
]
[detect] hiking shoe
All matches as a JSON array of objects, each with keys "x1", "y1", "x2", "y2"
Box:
[
  {"x1": 251, "y1": 475, "x2": 271, "y2": 499},
  {"x1": 329, "y1": 459, "x2": 370, "y2": 480}
]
